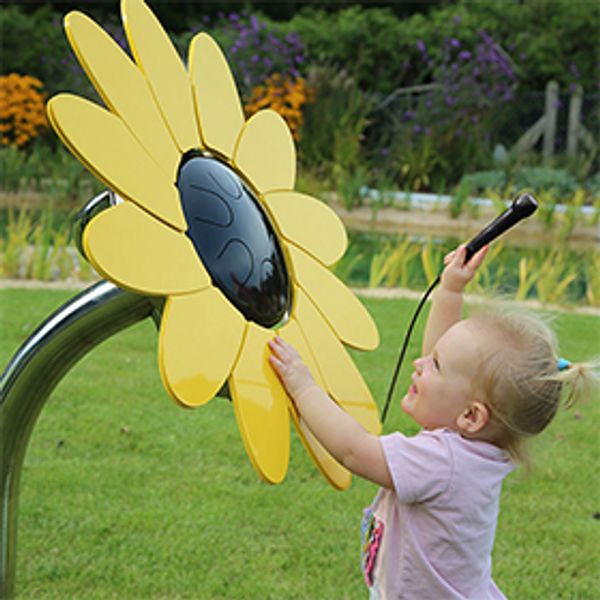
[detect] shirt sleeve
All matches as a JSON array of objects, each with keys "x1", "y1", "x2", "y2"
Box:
[{"x1": 380, "y1": 430, "x2": 452, "y2": 504}]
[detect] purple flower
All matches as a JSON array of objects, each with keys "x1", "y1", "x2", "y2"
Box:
[
  {"x1": 449, "y1": 38, "x2": 461, "y2": 48},
  {"x1": 478, "y1": 30, "x2": 494, "y2": 45},
  {"x1": 453, "y1": 15, "x2": 462, "y2": 25},
  {"x1": 416, "y1": 40, "x2": 427, "y2": 55},
  {"x1": 459, "y1": 51, "x2": 472, "y2": 61},
  {"x1": 569, "y1": 63, "x2": 580, "y2": 79}
]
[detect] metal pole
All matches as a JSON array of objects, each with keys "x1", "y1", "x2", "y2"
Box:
[{"x1": 0, "y1": 281, "x2": 158, "y2": 598}]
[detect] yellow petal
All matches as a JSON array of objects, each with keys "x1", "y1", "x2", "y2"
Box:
[
  {"x1": 47, "y1": 94, "x2": 186, "y2": 231},
  {"x1": 189, "y1": 33, "x2": 245, "y2": 160},
  {"x1": 293, "y1": 288, "x2": 381, "y2": 435},
  {"x1": 83, "y1": 201, "x2": 210, "y2": 295},
  {"x1": 64, "y1": 11, "x2": 180, "y2": 179},
  {"x1": 159, "y1": 288, "x2": 245, "y2": 407},
  {"x1": 233, "y1": 110, "x2": 295, "y2": 194},
  {"x1": 288, "y1": 245, "x2": 379, "y2": 351},
  {"x1": 278, "y1": 319, "x2": 351, "y2": 490},
  {"x1": 122, "y1": 0, "x2": 201, "y2": 152},
  {"x1": 263, "y1": 191, "x2": 347, "y2": 266},
  {"x1": 230, "y1": 323, "x2": 290, "y2": 484}
]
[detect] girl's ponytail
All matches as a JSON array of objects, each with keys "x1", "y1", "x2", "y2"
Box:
[{"x1": 550, "y1": 358, "x2": 600, "y2": 408}]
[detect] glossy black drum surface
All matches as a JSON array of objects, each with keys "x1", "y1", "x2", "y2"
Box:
[{"x1": 177, "y1": 152, "x2": 291, "y2": 328}]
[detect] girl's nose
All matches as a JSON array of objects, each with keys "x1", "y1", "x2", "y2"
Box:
[{"x1": 413, "y1": 357, "x2": 424, "y2": 373}]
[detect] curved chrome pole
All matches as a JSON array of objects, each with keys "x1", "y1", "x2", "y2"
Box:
[{"x1": 0, "y1": 281, "x2": 158, "y2": 598}]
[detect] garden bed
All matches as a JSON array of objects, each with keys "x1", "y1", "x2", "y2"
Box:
[{"x1": 327, "y1": 195, "x2": 600, "y2": 249}]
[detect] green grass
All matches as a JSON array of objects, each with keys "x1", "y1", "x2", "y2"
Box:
[{"x1": 1, "y1": 288, "x2": 599, "y2": 599}]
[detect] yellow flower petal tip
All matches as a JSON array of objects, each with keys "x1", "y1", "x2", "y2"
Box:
[
  {"x1": 230, "y1": 324, "x2": 290, "y2": 484},
  {"x1": 234, "y1": 110, "x2": 296, "y2": 193},
  {"x1": 263, "y1": 191, "x2": 347, "y2": 266},
  {"x1": 121, "y1": 0, "x2": 200, "y2": 152},
  {"x1": 189, "y1": 32, "x2": 245, "y2": 159},
  {"x1": 289, "y1": 246, "x2": 379, "y2": 351},
  {"x1": 48, "y1": 0, "x2": 380, "y2": 487}
]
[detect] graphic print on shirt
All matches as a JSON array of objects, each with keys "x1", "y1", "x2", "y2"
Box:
[{"x1": 361, "y1": 506, "x2": 384, "y2": 587}]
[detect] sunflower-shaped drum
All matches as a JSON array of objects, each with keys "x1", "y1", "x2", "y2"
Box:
[{"x1": 48, "y1": 0, "x2": 381, "y2": 488}]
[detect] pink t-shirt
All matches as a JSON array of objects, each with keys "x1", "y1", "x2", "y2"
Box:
[{"x1": 361, "y1": 428, "x2": 513, "y2": 599}]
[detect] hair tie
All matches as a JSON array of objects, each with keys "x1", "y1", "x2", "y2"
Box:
[{"x1": 557, "y1": 358, "x2": 572, "y2": 371}]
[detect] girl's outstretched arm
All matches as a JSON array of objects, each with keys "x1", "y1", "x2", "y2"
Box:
[
  {"x1": 268, "y1": 336, "x2": 392, "y2": 489},
  {"x1": 422, "y1": 244, "x2": 489, "y2": 356}
]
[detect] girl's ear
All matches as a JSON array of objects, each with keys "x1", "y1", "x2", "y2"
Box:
[{"x1": 456, "y1": 402, "x2": 489, "y2": 434}]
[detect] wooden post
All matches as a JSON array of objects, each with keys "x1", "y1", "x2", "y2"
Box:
[
  {"x1": 543, "y1": 81, "x2": 559, "y2": 162},
  {"x1": 567, "y1": 84, "x2": 583, "y2": 157}
]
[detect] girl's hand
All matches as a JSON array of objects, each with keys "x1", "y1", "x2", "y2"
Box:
[
  {"x1": 440, "y1": 244, "x2": 489, "y2": 293},
  {"x1": 268, "y1": 336, "x2": 317, "y2": 400}
]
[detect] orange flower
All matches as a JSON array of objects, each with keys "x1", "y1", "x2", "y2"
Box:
[
  {"x1": 244, "y1": 73, "x2": 314, "y2": 141},
  {"x1": 0, "y1": 73, "x2": 49, "y2": 148}
]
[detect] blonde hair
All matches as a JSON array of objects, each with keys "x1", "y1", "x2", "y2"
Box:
[{"x1": 467, "y1": 306, "x2": 599, "y2": 467}]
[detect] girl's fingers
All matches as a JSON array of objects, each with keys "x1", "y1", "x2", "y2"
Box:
[
  {"x1": 444, "y1": 250, "x2": 457, "y2": 265},
  {"x1": 449, "y1": 245, "x2": 466, "y2": 267},
  {"x1": 268, "y1": 354, "x2": 287, "y2": 377},
  {"x1": 467, "y1": 244, "x2": 489, "y2": 270}
]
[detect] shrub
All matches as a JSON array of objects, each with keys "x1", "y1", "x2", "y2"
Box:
[
  {"x1": 298, "y1": 66, "x2": 373, "y2": 175},
  {"x1": 0, "y1": 5, "x2": 95, "y2": 98},
  {"x1": 585, "y1": 172, "x2": 600, "y2": 196},
  {"x1": 460, "y1": 170, "x2": 508, "y2": 195},
  {"x1": 179, "y1": 11, "x2": 306, "y2": 100},
  {"x1": 0, "y1": 74, "x2": 49, "y2": 147},
  {"x1": 287, "y1": 1, "x2": 599, "y2": 96},
  {"x1": 244, "y1": 73, "x2": 313, "y2": 141},
  {"x1": 372, "y1": 27, "x2": 517, "y2": 189},
  {"x1": 513, "y1": 167, "x2": 578, "y2": 197}
]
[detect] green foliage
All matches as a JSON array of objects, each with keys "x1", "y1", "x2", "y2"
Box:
[
  {"x1": 0, "y1": 5, "x2": 97, "y2": 99},
  {"x1": 0, "y1": 143, "x2": 103, "y2": 203},
  {"x1": 535, "y1": 251, "x2": 579, "y2": 305},
  {"x1": 420, "y1": 238, "x2": 443, "y2": 283},
  {"x1": 343, "y1": 231, "x2": 595, "y2": 307},
  {"x1": 0, "y1": 208, "x2": 30, "y2": 277},
  {"x1": 286, "y1": 6, "x2": 407, "y2": 95},
  {"x1": 514, "y1": 167, "x2": 579, "y2": 197},
  {"x1": 586, "y1": 172, "x2": 600, "y2": 195},
  {"x1": 0, "y1": 145, "x2": 30, "y2": 191},
  {"x1": 298, "y1": 66, "x2": 373, "y2": 208},
  {"x1": 448, "y1": 180, "x2": 471, "y2": 219},
  {"x1": 286, "y1": 0, "x2": 599, "y2": 96},
  {"x1": 0, "y1": 206, "x2": 95, "y2": 281},
  {"x1": 585, "y1": 253, "x2": 600, "y2": 307},
  {"x1": 367, "y1": 238, "x2": 420, "y2": 288},
  {"x1": 461, "y1": 170, "x2": 509, "y2": 195}
]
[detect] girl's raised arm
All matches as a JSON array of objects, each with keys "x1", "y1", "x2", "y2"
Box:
[{"x1": 422, "y1": 245, "x2": 488, "y2": 356}]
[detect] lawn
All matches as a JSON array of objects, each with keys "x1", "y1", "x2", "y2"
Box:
[{"x1": 1, "y1": 287, "x2": 599, "y2": 599}]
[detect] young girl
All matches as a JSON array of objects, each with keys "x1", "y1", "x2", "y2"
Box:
[{"x1": 268, "y1": 244, "x2": 598, "y2": 599}]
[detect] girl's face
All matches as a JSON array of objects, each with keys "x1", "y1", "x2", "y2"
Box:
[{"x1": 402, "y1": 320, "x2": 485, "y2": 430}]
